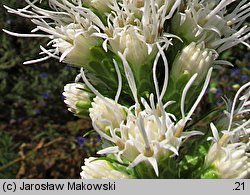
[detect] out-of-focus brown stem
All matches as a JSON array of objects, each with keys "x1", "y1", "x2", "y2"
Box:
[{"x1": 0, "y1": 137, "x2": 64, "y2": 173}]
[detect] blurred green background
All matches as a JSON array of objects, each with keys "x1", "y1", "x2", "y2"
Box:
[{"x1": 0, "y1": 1, "x2": 249, "y2": 178}]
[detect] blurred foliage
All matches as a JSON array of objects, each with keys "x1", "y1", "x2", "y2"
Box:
[
  {"x1": 0, "y1": 0, "x2": 44, "y2": 70},
  {"x1": 0, "y1": 118, "x2": 100, "y2": 178},
  {"x1": 0, "y1": 131, "x2": 18, "y2": 178},
  {"x1": 0, "y1": 0, "x2": 78, "y2": 123},
  {"x1": 0, "y1": 0, "x2": 101, "y2": 178},
  {"x1": 206, "y1": 45, "x2": 250, "y2": 111}
]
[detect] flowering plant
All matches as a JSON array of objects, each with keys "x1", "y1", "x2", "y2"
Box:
[{"x1": 4, "y1": 0, "x2": 250, "y2": 179}]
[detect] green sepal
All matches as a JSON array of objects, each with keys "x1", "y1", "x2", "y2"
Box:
[
  {"x1": 76, "y1": 100, "x2": 91, "y2": 110},
  {"x1": 76, "y1": 109, "x2": 89, "y2": 117},
  {"x1": 75, "y1": 101, "x2": 91, "y2": 117}
]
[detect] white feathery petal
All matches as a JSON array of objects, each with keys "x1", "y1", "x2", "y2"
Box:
[
  {"x1": 185, "y1": 67, "x2": 213, "y2": 123},
  {"x1": 208, "y1": 123, "x2": 220, "y2": 142},
  {"x1": 118, "y1": 51, "x2": 139, "y2": 105},
  {"x1": 180, "y1": 73, "x2": 198, "y2": 120},
  {"x1": 228, "y1": 81, "x2": 250, "y2": 131}
]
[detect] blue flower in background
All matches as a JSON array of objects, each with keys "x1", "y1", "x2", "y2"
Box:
[
  {"x1": 77, "y1": 137, "x2": 85, "y2": 146},
  {"x1": 42, "y1": 92, "x2": 49, "y2": 99},
  {"x1": 231, "y1": 68, "x2": 240, "y2": 77},
  {"x1": 60, "y1": 95, "x2": 65, "y2": 100},
  {"x1": 40, "y1": 72, "x2": 48, "y2": 79},
  {"x1": 223, "y1": 75, "x2": 229, "y2": 81},
  {"x1": 216, "y1": 100, "x2": 222, "y2": 106},
  {"x1": 97, "y1": 135, "x2": 101, "y2": 142},
  {"x1": 242, "y1": 75, "x2": 248, "y2": 82},
  {"x1": 215, "y1": 88, "x2": 222, "y2": 97},
  {"x1": 34, "y1": 109, "x2": 41, "y2": 115},
  {"x1": 226, "y1": 85, "x2": 232, "y2": 91}
]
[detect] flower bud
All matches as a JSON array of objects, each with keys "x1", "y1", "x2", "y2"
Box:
[
  {"x1": 171, "y1": 42, "x2": 215, "y2": 83},
  {"x1": 172, "y1": 1, "x2": 250, "y2": 53},
  {"x1": 203, "y1": 122, "x2": 250, "y2": 179},
  {"x1": 53, "y1": 24, "x2": 101, "y2": 67},
  {"x1": 171, "y1": 9, "x2": 227, "y2": 45},
  {"x1": 203, "y1": 143, "x2": 250, "y2": 179},
  {"x1": 89, "y1": 96, "x2": 127, "y2": 132},
  {"x1": 63, "y1": 83, "x2": 94, "y2": 118},
  {"x1": 84, "y1": 0, "x2": 112, "y2": 13},
  {"x1": 109, "y1": 27, "x2": 157, "y2": 67}
]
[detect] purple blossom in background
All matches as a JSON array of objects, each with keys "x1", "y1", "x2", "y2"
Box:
[
  {"x1": 42, "y1": 92, "x2": 49, "y2": 99},
  {"x1": 231, "y1": 68, "x2": 240, "y2": 77},
  {"x1": 60, "y1": 94, "x2": 65, "y2": 100},
  {"x1": 34, "y1": 109, "x2": 41, "y2": 115},
  {"x1": 226, "y1": 85, "x2": 232, "y2": 91},
  {"x1": 97, "y1": 135, "x2": 101, "y2": 142},
  {"x1": 40, "y1": 72, "x2": 48, "y2": 79},
  {"x1": 216, "y1": 100, "x2": 222, "y2": 106},
  {"x1": 242, "y1": 75, "x2": 248, "y2": 82},
  {"x1": 223, "y1": 75, "x2": 229, "y2": 81},
  {"x1": 215, "y1": 88, "x2": 222, "y2": 97},
  {"x1": 77, "y1": 137, "x2": 85, "y2": 146}
]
